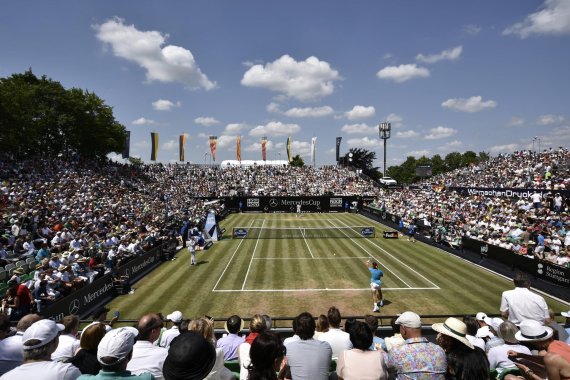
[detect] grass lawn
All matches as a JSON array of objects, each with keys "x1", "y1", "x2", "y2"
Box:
[{"x1": 106, "y1": 213, "x2": 569, "y2": 325}]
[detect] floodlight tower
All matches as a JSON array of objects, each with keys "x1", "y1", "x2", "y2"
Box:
[{"x1": 379, "y1": 122, "x2": 391, "y2": 177}]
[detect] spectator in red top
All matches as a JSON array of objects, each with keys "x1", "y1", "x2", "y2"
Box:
[{"x1": 6, "y1": 280, "x2": 32, "y2": 320}]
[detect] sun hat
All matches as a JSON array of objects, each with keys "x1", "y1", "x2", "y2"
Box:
[
  {"x1": 163, "y1": 332, "x2": 216, "y2": 380},
  {"x1": 515, "y1": 319, "x2": 553, "y2": 342},
  {"x1": 561, "y1": 311, "x2": 570, "y2": 318},
  {"x1": 97, "y1": 327, "x2": 139, "y2": 364},
  {"x1": 22, "y1": 319, "x2": 64, "y2": 350},
  {"x1": 395, "y1": 311, "x2": 422, "y2": 328},
  {"x1": 475, "y1": 325, "x2": 494, "y2": 339},
  {"x1": 167, "y1": 311, "x2": 183, "y2": 323},
  {"x1": 483, "y1": 317, "x2": 504, "y2": 332},
  {"x1": 432, "y1": 317, "x2": 474, "y2": 349}
]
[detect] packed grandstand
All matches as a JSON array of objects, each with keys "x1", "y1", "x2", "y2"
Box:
[{"x1": 0, "y1": 147, "x2": 569, "y2": 379}]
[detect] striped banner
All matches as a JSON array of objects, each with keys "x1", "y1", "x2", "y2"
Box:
[
  {"x1": 209, "y1": 136, "x2": 217, "y2": 162},
  {"x1": 261, "y1": 136, "x2": 267, "y2": 161},
  {"x1": 150, "y1": 132, "x2": 159, "y2": 161},
  {"x1": 236, "y1": 136, "x2": 241, "y2": 161},
  {"x1": 179, "y1": 134, "x2": 187, "y2": 161},
  {"x1": 286, "y1": 136, "x2": 292, "y2": 162}
]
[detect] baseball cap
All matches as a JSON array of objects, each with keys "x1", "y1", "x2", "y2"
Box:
[
  {"x1": 475, "y1": 312, "x2": 488, "y2": 321},
  {"x1": 22, "y1": 319, "x2": 65, "y2": 350},
  {"x1": 97, "y1": 327, "x2": 138, "y2": 364},
  {"x1": 395, "y1": 311, "x2": 421, "y2": 328},
  {"x1": 167, "y1": 311, "x2": 183, "y2": 323}
]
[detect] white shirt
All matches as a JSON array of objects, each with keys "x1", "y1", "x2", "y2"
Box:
[
  {"x1": 0, "y1": 333, "x2": 23, "y2": 374},
  {"x1": 317, "y1": 328, "x2": 352, "y2": 360},
  {"x1": 500, "y1": 287, "x2": 549, "y2": 325},
  {"x1": 488, "y1": 343, "x2": 531, "y2": 373},
  {"x1": 127, "y1": 340, "x2": 168, "y2": 380},
  {"x1": 1, "y1": 360, "x2": 81, "y2": 380},
  {"x1": 51, "y1": 333, "x2": 80, "y2": 362},
  {"x1": 158, "y1": 326, "x2": 180, "y2": 349}
]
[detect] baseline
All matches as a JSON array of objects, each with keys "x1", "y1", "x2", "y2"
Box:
[{"x1": 213, "y1": 286, "x2": 438, "y2": 293}]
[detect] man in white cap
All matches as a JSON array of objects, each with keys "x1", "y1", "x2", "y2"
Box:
[
  {"x1": 1, "y1": 319, "x2": 82, "y2": 380},
  {"x1": 387, "y1": 311, "x2": 447, "y2": 379},
  {"x1": 158, "y1": 311, "x2": 183, "y2": 349},
  {"x1": 78, "y1": 326, "x2": 153, "y2": 379}
]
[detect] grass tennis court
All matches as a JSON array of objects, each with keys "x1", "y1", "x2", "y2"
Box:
[{"x1": 107, "y1": 213, "x2": 569, "y2": 321}]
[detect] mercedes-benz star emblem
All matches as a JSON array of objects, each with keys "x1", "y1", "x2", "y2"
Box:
[
  {"x1": 69, "y1": 299, "x2": 80, "y2": 315},
  {"x1": 269, "y1": 199, "x2": 278, "y2": 207}
]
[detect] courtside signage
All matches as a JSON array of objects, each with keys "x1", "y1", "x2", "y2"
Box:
[
  {"x1": 234, "y1": 228, "x2": 248, "y2": 238},
  {"x1": 361, "y1": 227, "x2": 374, "y2": 237}
]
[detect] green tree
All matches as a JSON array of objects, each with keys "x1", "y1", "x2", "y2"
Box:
[
  {"x1": 343, "y1": 148, "x2": 381, "y2": 179},
  {"x1": 444, "y1": 152, "x2": 463, "y2": 171},
  {"x1": 289, "y1": 154, "x2": 305, "y2": 167},
  {"x1": 461, "y1": 151, "x2": 478, "y2": 166},
  {"x1": 431, "y1": 154, "x2": 445, "y2": 176},
  {"x1": 0, "y1": 70, "x2": 127, "y2": 159}
]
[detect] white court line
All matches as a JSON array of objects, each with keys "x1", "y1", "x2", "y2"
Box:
[
  {"x1": 337, "y1": 218, "x2": 440, "y2": 289},
  {"x1": 300, "y1": 227, "x2": 315, "y2": 258},
  {"x1": 212, "y1": 219, "x2": 256, "y2": 291},
  {"x1": 254, "y1": 256, "x2": 370, "y2": 260},
  {"x1": 213, "y1": 287, "x2": 439, "y2": 292},
  {"x1": 241, "y1": 219, "x2": 266, "y2": 290},
  {"x1": 326, "y1": 219, "x2": 412, "y2": 288}
]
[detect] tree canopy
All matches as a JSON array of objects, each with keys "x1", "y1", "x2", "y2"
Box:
[
  {"x1": 0, "y1": 70, "x2": 127, "y2": 159},
  {"x1": 341, "y1": 148, "x2": 381, "y2": 179}
]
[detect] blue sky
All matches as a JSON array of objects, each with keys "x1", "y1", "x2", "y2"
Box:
[{"x1": 1, "y1": 1, "x2": 569, "y2": 166}]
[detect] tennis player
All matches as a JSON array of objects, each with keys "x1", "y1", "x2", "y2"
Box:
[{"x1": 366, "y1": 259, "x2": 384, "y2": 312}]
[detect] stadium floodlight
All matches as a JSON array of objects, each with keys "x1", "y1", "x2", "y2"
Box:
[{"x1": 379, "y1": 122, "x2": 391, "y2": 177}]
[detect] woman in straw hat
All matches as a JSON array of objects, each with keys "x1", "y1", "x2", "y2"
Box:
[{"x1": 432, "y1": 317, "x2": 490, "y2": 379}]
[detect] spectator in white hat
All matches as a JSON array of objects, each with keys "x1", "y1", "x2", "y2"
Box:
[
  {"x1": 78, "y1": 326, "x2": 153, "y2": 379},
  {"x1": 0, "y1": 313, "x2": 41, "y2": 374},
  {"x1": 2, "y1": 319, "x2": 81, "y2": 380},
  {"x1": 387, "y1": 311, "x2": 446, "y2": 379},
  {"x1": 158, "y1": 311, "x2": 183, "y2": 349},
  {"x1": 487, "y1": 321, "x2": 531, "y2": 378}
]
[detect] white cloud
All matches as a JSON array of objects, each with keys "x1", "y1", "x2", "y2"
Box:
[
  {"x1": 441, "y1": 96, "x2": 497, "y2": 113},
  {"x1": 386, "y1": 113, "x2": 404, "y2": 128},
  {"x1": 284, "y1": 106, "x2": 334, "y2": 118},
  {"x1": 383, "y1": 53, "x2": 393, "y2": 60},
  {"x1": 345, "y1": 105, "x2": 376, "y2": 120},
  {"x1": 194, "y1": 116, "x2": 221, "y2": 126},
  {"x1": 132, "y1": 117, "x2": 156, "y2": 125},
  {"x1": 94, "y1": 17, "x2": 216, "y2": 90},
  {"x1": 225, "y1": 123, "x2": 247, "y2": 133},
  {"x1": 503, "y1": 0, "x2": 570, "y2": 38},
  {"x1": 508, "y1": 117, "x2": 525, "y2": 127},
  {"x1": 376, "y1": 64, "x2": 430, "y2": 83},
  {"x1": 346, "y1": 137, "x2": 381, "y2": 148},
  {"x1": 241, "y1": 54, "x2": 340, "y2": 101},
  {"x1": 416, "y1": 46, "x2": 463, "y2": 64},
  {"x1": 407, "y1": 150, "x2": 430, "y2": 157},
  {"x1": 425, "y1": 126, "x2": 457, "y2": 140},
  {"x1": 266, "y1": 102, "x2": 281, "y2": 113},
  {"x1": 162, "y1": 139, "x2": 177, "y2": 151},
  {"x1": 463, "y1": 24, "x2": 482, "y2": 35},
  {"x1": 438, "y1": 140, "x2": 463, "y2": 150},
  {"x1": 489, "y1": 144, "x2": 519, "y2": 155},
  {"x1": 341, "y1": 123, "x2": 377, "y2": 135},
  {"x1": 536, "y1": 114, "x2": 565, "y2": 125},
  {"x1": 152, "y1": 99, "x2": 181, "y2": 111},
  {"x1": 216, "y1": 135, "x2": 236, "y2": 148},
  {"x1": 395, "y1": 130, "x2": 420, "y2": 139},
  {"x1": 249, "y1": 121, "x2": 301, "y2": 137}
]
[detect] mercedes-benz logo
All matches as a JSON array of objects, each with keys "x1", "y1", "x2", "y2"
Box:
[
  {"x1": 69, "y1": 299, "x2": 80, "y2": 315},
  {"x1": 269, "y1": 199, "x2": 278, "y2": 207}
]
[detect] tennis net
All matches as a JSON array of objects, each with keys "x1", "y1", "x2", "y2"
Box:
[{"x1": 232, "y1": 226, "x2": 376, "y2": 239}]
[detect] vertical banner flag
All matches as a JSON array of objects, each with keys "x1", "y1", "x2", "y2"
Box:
[
  {"x1": 179, "y1": 134, "x2": 187, "y2": 162},
  {"x1": 209, "y1": 136, "x2": 217, "y2": 162},
  {"x1": 336, "y1": 137, "x2": 342, "y2": 162},
  {"x1": 150, "y1": 132, "x2": 159, "y2": 161},
  {"x1": 122, "y1": 130, "x2": 131, "y2": 159},
  {"x1": 261, "y1": 136, "x2": 267, "y2": 161},
  {"x1": 236, "y1": 136, "x2": 241, "y2": 161},
  {"x1": 311, "y1": 137, "x2": 317, "y2": 166},
  {"x1": 286, "y1": 136, "x2": 292, "y2": 162}
]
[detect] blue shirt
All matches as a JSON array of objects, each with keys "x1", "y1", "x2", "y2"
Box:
[{"x1": 369, "y1": 268, "x2": 383, "y2": 285}]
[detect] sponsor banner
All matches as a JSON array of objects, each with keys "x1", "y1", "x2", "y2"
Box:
[
  {"x1": 225, "y1": 197, "x2": 357, "y2": 213},
  {"x1": 361, "y1": 227, "x2": 375, "y2": 237},
  {"x1": 42, "y1": 245, "x2": 164, "y2": 320},
  {"x1": 383, "y1": 231, "x2": 399, "y2": 239},
  {"x1": 462, "y1": 237, "x2": 569, "y2": 287},
  {"x1": 447, "y1": 187, "x2": 570, "y2": 199},
  {"x1": 234, "y1": 228, "x2": 248, "y2": 238}
]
